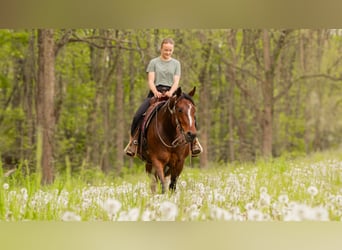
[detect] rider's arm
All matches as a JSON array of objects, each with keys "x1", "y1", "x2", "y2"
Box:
[
  {"x1": 148, "y1": 72, "x2": 162, "y2": 98},
  {"x1": 166, "y1": 75, "x2": 180, "y2": 97}
]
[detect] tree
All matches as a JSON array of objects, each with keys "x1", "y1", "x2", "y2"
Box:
[{"x1": 37, "y1": 29, "x2": 56, "y2": 184}]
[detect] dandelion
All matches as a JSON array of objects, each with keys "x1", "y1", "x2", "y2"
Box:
[
  {"x1": 209, "y1": 206, "x2": 233, "y2": 221},
  {"x1": 245, "y1": 202, "x2": 254, "y2": 211},
  {"x1": 158, "y1": 201, "x2": 178, "y2": 221},
  {"x1": 214, "y1": 192, "x2": 226, "y2": 203},
  {"x1": 3, "y1": 183, "x2": 9, "y2": 190},
  {"x1": 186, "y1": 204, "x2": 200, "y2": 221},
  {"x1": 335, "y1": 195, "x2": 342, "y2": 207},
  {"x1": 127, "y1": 208, "x2": 140, "y2": 221},
  {"x1": 258, "y1": 192, "x2": 271, "y2": 207},
  {"x1": 118, "y1": 208, "x2": 140, "y2": 221},
  {"x1": 100, "y1": 198, "x2": 122, "y2": 217},
  {"x1": 291, "y1": 203, "x2": 314, "y2": 221},
  {"x1": 312, "y1": 206, "x2": 329, "y2": 221},
  {"x1": 180, "y1": 180, "x2": 187, "y2": 189},
  {"x1": 20, "y1": 188, "x2": 28, "y2": 201},
  {"x1": 247, "y1": 209, "x2": 264, "y2": 221},
  {"x1": 141, "y1": 209, "x2": 154, "y2": 221},
  {"x1": 307, "y1": 186, "x2": 318, "y2": 197},
  {"x1": 259, "y1": 186, "x2": 268, "y2": 194},
  {"x1": 278, "y1": 194, "x2": 289, "y2": 204},
  {"x1": 61, "y1": 211, "x2": 81, "y2": 221}
]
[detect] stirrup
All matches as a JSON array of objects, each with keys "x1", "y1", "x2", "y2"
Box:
[
  {"x1": 191, "y1": 138, "x2": 203, "y2": 157},
  {"x1": 124, "y1": 139, "x2": 138, "y2": 157}
]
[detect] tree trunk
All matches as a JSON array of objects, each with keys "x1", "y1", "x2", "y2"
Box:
[
  {"x1": 23, "y1": 31, "x2": 37, "y2": 162},
  {"x1": 37, "y1": 29, "x2": 55, "y2": 184},
  {"x1": 226, "y1": 30, "x2": 237, "y2": 162},
  {"x1": 114, "y1": 48, "x2": 124, "y2": 173},
  {"x1": 261, "y1": 29, "x2": 274, "y2": 158},
  {"x1": 85, "y1": 41, "x2": 103, "y2": 169},
  {"x1": 198, "y1": 34, "x2": 212, "y2": 168},
  {"x1": 115, "y1": 32, "x2": 125, "y2": 173}
]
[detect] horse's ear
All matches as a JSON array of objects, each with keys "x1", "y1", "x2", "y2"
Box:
[
  {"x1": 169, "y1": 87, "x2": 181, "y2": 109},
  {"x1": 174, "y1": 87, "x2": 182, "y2": 97},
  {"x1": 188, "y1": 87, "x2": 196, "y2": 97}
]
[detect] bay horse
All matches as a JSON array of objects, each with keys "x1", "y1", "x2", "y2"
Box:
[{"x1": 140, "y1": 87, "x2": 198, "y2": 194}]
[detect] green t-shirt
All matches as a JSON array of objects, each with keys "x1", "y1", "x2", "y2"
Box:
[{"x1": 146, "y1": 57, "x2": 181, "y2": 87}]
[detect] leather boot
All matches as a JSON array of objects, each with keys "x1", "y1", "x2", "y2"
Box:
[
  {"x1": 124, "y1": 134, "x2": 139, "y2": 157},
  {"x1": 191, "y1": 137, "x2": 203, "y2": 157}
]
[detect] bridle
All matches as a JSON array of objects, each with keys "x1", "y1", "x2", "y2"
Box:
[{"x1": 155, "y1": 97, "x2": 191, "y2": 148}]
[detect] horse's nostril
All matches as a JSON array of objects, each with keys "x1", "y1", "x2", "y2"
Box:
[{"x1": 187, "y1": 132, "x2": 196, "y2": 141}]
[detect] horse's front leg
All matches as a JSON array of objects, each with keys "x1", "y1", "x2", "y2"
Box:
[
  {"x1": 152, "y1": 160, "x2": 167, "y2": 194},
  {"x1": 146, "y1": 162, "x2": 157, "y2": 193},
  {"x1": 169, "y1": 159, "x2": 184, "y2": 192},
  {"x1": 169, "y1": 176, "x2": 178, "y2": 192}
]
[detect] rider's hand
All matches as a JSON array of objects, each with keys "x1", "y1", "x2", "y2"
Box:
[
  {"x1": 165, "y1": 91, "x2": 173, "y2": 98},
  {"x1": 154, "y1": 91, "x2": 162, "y2": 98}
]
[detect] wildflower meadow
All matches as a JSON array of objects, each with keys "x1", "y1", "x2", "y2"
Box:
[{"x1": 1, "y1": 150, "x2": 342, "y2": 222}]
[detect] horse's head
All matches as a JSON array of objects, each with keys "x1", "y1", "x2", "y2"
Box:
[{"x1": 169, "y1": 87, "x2": 197, "y2": 143}]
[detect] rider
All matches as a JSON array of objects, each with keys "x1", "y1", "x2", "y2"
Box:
[{"x1": 124, "y1": 38, "x2": 203, "y2": 157}]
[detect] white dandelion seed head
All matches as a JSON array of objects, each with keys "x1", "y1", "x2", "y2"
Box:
[
  {"x1": 283, "y1": 212, "x2": 301, "y2": 222},
  {"x1": 335, "y1": 195, "x2": 342, "y2": 206},
  {"x1": 158, "y1": 201, "x2": 178, "y2": 221},
  {"x1": 292, "y1": 203, "x2": 314, "y2": 221},
  {"x1": 245, "y1": 202, "x2": 254, "y2": 211},
  {"x1": 210, "y1": 206, "x2": 222, "y2": 220},
  {"x1": 307, "y1": 186, "x2": 318, "y2": 197},
  {"x1": 189, "y1": 209, "x2": 200, "y2": 221},
  {"x1": 258, "y1": 192, "x2": 271, "y2": 207},
  {"x1": 118, "y1": 208, "x2": 140, "y2": 221},
  {"x1": 186, "y1": 204, "x2": 201, "y2": 220},
  {"x1": 196, "y1": 197, "x2": 203, "y2": 206},
  {"x1": 247, "y1": 209, "x2": 264, "y2": 221},
  {"x1": 61, "y1": 211, "x2": 81, "y2": 222},
  {"x1": 127, "y1": 208, "x2": 140, "y2": 221},
  {"x1": 259, "y1": 186, "x2": 268, "y2": 194},
  {"x1": 100, "y1": 198, "x2": 122, "y2": 216},
  {"x1": 20, "y1": 188, "x2": 27, "y2": 195},
  {"x1": 141, "y1": 209, "x2": 155, "y2": 221},
  {"x1": 216, "y1": 193, "x2": 226, "y2": 203},
  {"x1": 3, "y1": 183, "x2": 9, "y2": 190},
  {"x1": 312, "y1": 206, "x2": 329, "y2": 221},
  {"x1": 117, "y1": 211, "x2": 128, "y2": 221},
  {"x1": 180, "y1": 180, "x2": 187, "y2": 188},
  {"x1": 278, "y1": 194, "x2": 289, "y2": 204},
  {"x1": 210, "y1": 206, "x2": 233, "y2": 221},
  {"x1": 207, "y1": 194, "x2": 213, "y2": 203}
]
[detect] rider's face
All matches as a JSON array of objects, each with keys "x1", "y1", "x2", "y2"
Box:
[{"x1": 160, "y1": 43, "x2": 174, "y2": 60}]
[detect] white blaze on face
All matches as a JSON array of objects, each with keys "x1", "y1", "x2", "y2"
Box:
[{"x1": 187, "y1": 104, "x2": 193, "y2": 127}]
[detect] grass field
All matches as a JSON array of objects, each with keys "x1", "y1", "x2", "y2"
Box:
[{"x1": 1, "y1": 150, "x2": 342, "y2": 221}]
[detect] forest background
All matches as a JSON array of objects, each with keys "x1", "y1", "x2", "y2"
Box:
[{"x1": 0, "y1": 29, "x2": 342, "y2": 184}]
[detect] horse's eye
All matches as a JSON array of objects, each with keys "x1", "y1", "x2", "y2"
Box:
[{"x1": 178, "y1": 108, "x2": 183, "y2": 113}]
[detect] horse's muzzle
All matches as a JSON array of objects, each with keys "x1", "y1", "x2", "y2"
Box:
[{"x1": 185, "y1": 131, "x2": 196, "y2": 143}]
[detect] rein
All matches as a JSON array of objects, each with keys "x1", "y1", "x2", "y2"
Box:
[{"x1": 155, "y1": 98, "x2": 189, "y2": 148}]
